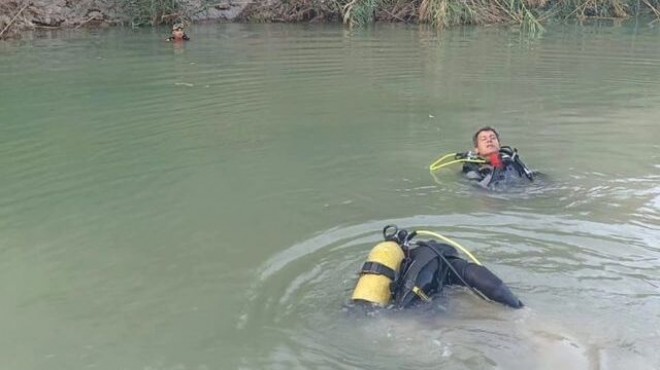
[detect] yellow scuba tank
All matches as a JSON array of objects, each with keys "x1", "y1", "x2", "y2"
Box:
[{"x1": 351, "y1": 241, "x2": 405, "y2": 306}]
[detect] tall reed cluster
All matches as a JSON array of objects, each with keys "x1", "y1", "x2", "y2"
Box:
[
  {"x1": 97, "y1": 0, "x2": 660, "y2": 28},
  {"x1": 119, "y1": 0, "x2": 224, "y2": 27},
  {"x1": 338, "y1": 0, "x2": 660, "y2": 29},
  {"x1": 3, "y1": 0, "x2": 656, "y2": 36}
]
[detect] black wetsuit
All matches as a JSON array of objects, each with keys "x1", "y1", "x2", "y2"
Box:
[
  {"x1": 392, "y1": 240, "x2": 523, "y2": 309},
  {"x1": 462, "y1": 147, "x2": 534, "y2": 189}
]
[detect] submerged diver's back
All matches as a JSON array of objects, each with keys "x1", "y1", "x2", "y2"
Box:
[{"x1": 350, "y1": 226, "x2": 523, "y2": 311}]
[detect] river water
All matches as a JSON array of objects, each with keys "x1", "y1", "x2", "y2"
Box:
[{"x1": 1, "y1": 22, "x2": 659, "y2": 370}]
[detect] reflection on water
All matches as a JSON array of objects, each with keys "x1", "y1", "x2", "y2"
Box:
[{"x1": 1, "y1": 22, "x2": 659, "y2": 370}]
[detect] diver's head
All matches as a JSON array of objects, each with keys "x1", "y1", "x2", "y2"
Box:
[
  {"x1": 473, "y1": 126, "x2": 501, "y2": 156},
  {"x1": 171, "y1": 23, "x2": 185, "y2": 39}
]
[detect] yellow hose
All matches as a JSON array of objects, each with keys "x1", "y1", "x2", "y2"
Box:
[
  {"x1": 429, "y1": 153, "x2": 456, "y2": 171},
  {"x1": 429, "y1": 153, "x2": 485, "y2": 172},
  {"x1": 416, "y1": 230, "x2": 482, "y2": 266}
]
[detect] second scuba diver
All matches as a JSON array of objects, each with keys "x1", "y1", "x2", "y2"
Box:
[
  {"x1": 350, "y1": 225, "x2": 524, "y2": 310},
  {"x1": 165, "y1": 23, "x2": 190, "y2": 42},
  {"x1": 460, "y1": 126, "x2": 535, "y2": 188}
]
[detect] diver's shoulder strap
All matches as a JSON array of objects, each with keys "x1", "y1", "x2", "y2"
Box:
[
  {"x1": 393, "y1": 246, "x2": 438, "y2": 307},
  {"x1": 499, "y1": 146, "x2": 534, "y2": 181},
  {"x1": 393, "y1": 241, "x2": 457, "y2": 308},
  {"x1": 417, "y1": 240, "x2": 458, "y2": 257},
  {"x1": 499, "y1": 146, "x2": 515, "y2": 156}
]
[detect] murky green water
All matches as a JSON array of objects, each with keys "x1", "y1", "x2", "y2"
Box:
[{"x1": 1, "y1": 22, "x2": 659, "y2": 370}]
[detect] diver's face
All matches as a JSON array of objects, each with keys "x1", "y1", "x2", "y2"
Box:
[
  {"x1": 172, "y1": 29, "x2": 185, "y2": 39},
  {"x1": 475, "y1": 130, "x2": 500, "y2": 156}
]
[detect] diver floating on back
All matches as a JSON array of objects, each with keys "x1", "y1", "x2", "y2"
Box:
[
  {"x1": 430, "y1": 126, "x2": 536, "y2": 189},
  {"x1": 350, "y1": 225, "x2": 524, "y2": 310}
]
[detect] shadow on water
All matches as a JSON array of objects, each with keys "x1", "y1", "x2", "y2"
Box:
[{"x1": 237, "y1": 214, "x2": 660, "y2": 369}]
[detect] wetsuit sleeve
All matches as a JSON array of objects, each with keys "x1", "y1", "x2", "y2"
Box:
[
  {"x1": 447, "y1": 258, "x2": 524, "y2": 308},
  {"x1": 462, "y1": 163, "x2": 483, "y2": 180}
]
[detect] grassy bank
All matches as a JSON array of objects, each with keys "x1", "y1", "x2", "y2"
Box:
[
  {"x1": 117, "y1": 0, "x2": 660, "y2": 30},
  {"x1": 118, "y1": 0, "x2": 220, "y2": 27},
  {"x1": 239, "y1": 0, "x2": 660, "y2": 30},
  {"x1": 2, "y1": 0, "x2": 660, "y2": 40}
]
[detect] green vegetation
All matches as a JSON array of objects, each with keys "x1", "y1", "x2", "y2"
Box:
[
  {"x1": 2, "y1": 0, "x2": 659, "y2": 39},
  {"x1": 119, "y1": 0, "x2": 220, "y2": 27},
  {"x1": 120, "y1": 0, "x2": 181, "y2": 27},
  {"x1": 240, "y1": 0, "x2": 660, "y2": 30},
  {"x1": 111, "y1": 0, "x2": 660, "y2": 28}
]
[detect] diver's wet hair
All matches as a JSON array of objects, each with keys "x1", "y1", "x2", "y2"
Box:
[{"x1": 472, "y1": 126, "x2": 500, "y2": 146}]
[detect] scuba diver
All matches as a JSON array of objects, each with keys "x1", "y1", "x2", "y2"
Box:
[
  {"x1": 165, "y1": 23, "x2": 190, "y2": 42},
  {"x1": 351, "y1": 225, "x2": 524, "y2": 310},
  {"x1": 460, "y1": 127, "x2": 535, "y2": 188},
  {"x1": 429, "y1": 127, "x2": 535, "y2": 189}
]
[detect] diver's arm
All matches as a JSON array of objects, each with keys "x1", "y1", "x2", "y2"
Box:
[
  {"x1": 462, "y1": 162, "x2": 495, "y2": 188},
  {"x1": 462, "y1": 162, "x2": 483, "y2": 180},
  {"x1": 448, "y1": 259, "x2": 524, "y2": 308}
]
